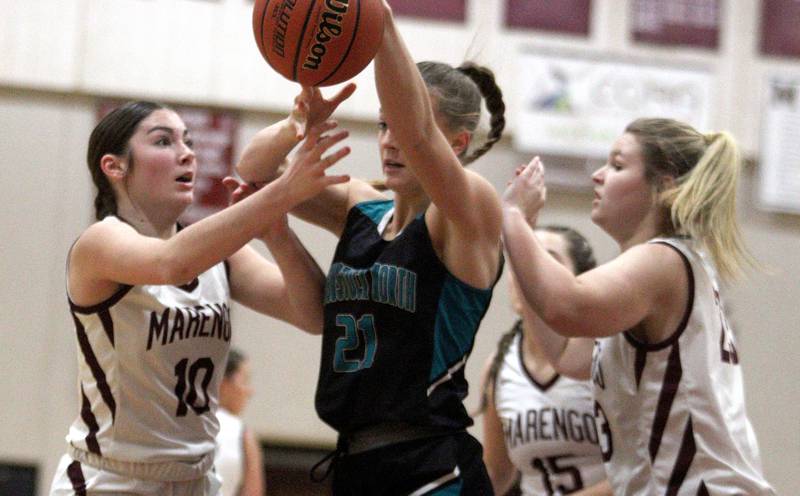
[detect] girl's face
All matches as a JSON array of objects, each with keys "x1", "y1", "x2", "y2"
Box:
[
  {"x1": 120, "y1": 109, "x2": 196, "y2": 214},
  {"x1": 220, "y1": 360, "x2": 253, "y2": 416},
  {"x1": 590, "y1": 133, "x2": 655, "y2": 241},
  {"x1": 377, "y1": 98, "x2": 468, "y2": 198}
]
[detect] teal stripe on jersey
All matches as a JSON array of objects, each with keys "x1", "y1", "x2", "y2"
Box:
[
  {"x1": 355, "y1": 199, "x2": 394, "y2": 225},
  {"x1": 430, "y1": 274, "x2": 493, "y2": 382},
  {"x1": 428, "y1": 480, "x2": 462, "y2": 495}
]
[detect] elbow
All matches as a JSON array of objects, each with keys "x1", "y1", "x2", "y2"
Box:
[
  {"x1": 158, "y1": 253, "x2": 199, "y2": 286},
  {"x1": 541, "y1": 307, "x2": 586, "y2": 338}
]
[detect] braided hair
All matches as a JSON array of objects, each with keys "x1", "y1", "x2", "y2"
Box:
[
  {"x1": 476, "y1": 226, "x2": 596, "y2": 415},
  {"x1": 417, "y1": 61, "x2": 506, "y2": 165}
]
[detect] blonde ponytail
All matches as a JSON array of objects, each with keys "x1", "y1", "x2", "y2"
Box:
[
  {"x1": 661, "y1": 132, "x2": 752, "y2": 279},
  {"x1": 625, "y1": 118, "x2": 754, "y2": 280}
]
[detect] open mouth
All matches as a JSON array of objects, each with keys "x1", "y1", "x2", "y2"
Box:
[
  {"x1": 176, "y1": 172, "x2": 194, "y2": 183},
  {"x1": 383, "y1": 160, "x2": 405, "y2": 169}
]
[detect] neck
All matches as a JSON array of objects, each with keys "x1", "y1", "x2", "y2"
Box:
[
  {"x1": 387, "y1": 192, "x2": 429, "y2": 236},
  {"x1": 519, "y1": 317, "x2": 557, "y2": 380},
  {"x1": 116, "y1": 199, "x2": 181, "y2": 239},
  {"x1": 616, "y1": 207, "x2": 667, "y2": 252}
]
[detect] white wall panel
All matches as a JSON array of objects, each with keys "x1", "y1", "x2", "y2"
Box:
[{"x1": 0, "y1": 0, "x2": 82, "y2": 89}]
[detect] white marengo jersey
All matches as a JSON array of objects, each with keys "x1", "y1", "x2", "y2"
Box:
[
  {"x1": 591, "y1": 237, "x2": 774, "y2": 495},
  {"x1": 495, "y1": 330, "x2": 606, "y2": 495},
  {"x1": 66, "y1": 217, "x2": 232, "y2": 463}
]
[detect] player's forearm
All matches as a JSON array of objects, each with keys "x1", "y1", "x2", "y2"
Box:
[
  {"x1": 502, "y1": 206, "x2": 582, "y2": 332},
  {"x1": 163, "y1": 180, "x2": 295, "y2": 283},
  {"x1": 262, "y1": 228, "x2": 325, "y2": 334},
  {"x1": 373, "y1": 9, "x2": 436, "y2": 156},
  {"x1": 236, "y1": 117, "x2": 299, "y2": 183}
]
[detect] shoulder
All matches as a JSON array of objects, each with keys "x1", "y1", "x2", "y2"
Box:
[
  {"x1": 71, "y1": 218, "x2": 135, "y2": 260},
  {"x1": 346, "y1": 178, "x2": 389, "y2": 210}
]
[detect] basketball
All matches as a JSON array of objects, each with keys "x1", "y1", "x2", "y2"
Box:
[{"x1": 252, "y1": 0, "x2": 385, "y2": 87}]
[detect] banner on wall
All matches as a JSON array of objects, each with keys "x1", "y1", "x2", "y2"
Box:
[
  {"x1": 97, "y1": 102, "x2": 238, "y2": 225},
  {"x1": 513, "y1": 50, "x2": 713, "y2": 158},
  {"x1": 504, "y1": 0, "x2": 591, "y2": 35},
  {"x1": 387, "y1": 0, "x2": 466, "y2": 22},
  {"x1": 760, "y1": 0, "x2": 800, "y2": 58},
  {"x1": 758, "y1": 77, "x2": 800, "y2": 214},
  {"x1": 630, "y1": 0, "x2": 719, "y2": 49}
]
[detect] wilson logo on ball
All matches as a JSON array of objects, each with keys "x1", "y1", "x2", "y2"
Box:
[
  {"x1": 303, "y1": 0, "x2": 349, "y2": 71},
  {"x1": 253, "y1": 0, "x2": 384, "y2": 87}
]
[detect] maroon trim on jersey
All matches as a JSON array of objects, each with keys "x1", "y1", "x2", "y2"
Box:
[
  {"x1": 69, "y1": 284, "x2": 133, "y2": 315},
  {"x1": 649, "y1": 343, "x2": 683, "y2": 462},
  {"x1": 66, "y1": 460, "x2": 87, "y2": 495},
  {"x1": 697, "y1": 480, "x2": 709, "y2": 495},
  {"x1": 623, "y1": 242, "x2": 695, "y2": 351},
  {"x1": 517, "y1": 335, "x2": 560, "y2": 391},
  {"x1": 666, "y1": 416, "x2": 697, "y2": 496},
  {"x1": 176, "y1": 277, "x2": 200, "y2": 292},
  {"x1": 634, "y1": 347, "x2": 647, "y2": 388},
  {"x1": 98, "y1": 308, "x2": 115, "y2": 347},
  {"x1": 80, "y1": 383, "x2": 102, "y2": 455},
  {"x1": 72, "y1": 313, "x2": 117, "y2": 421}
]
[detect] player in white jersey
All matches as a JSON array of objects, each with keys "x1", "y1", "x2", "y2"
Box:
[
  {"x1": 215, "y1": 348, "x2": 264, "y2": 496},
  {"x1": 501, "y1": 118, "x2": 775, "y2": 495},
  {"x1": 480, "y1": 226, "x2": 610, "y2": 496},
  {"x1": 50, "y1": 89, "x2": 354, "y2": 495}
]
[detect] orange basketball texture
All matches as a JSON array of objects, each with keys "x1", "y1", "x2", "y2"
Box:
[{"x1": 253, "y1": 0, "x2": 385, "y2": 87}]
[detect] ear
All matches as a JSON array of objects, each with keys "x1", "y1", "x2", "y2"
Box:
[
  {"x1": 658, "y1": 174, "x2": 677, "y2": 192},
  {"x1": 450, "y1": 130, "x2": 471, "y2": 158},
  {"x1": 100, "y1": 153, "x2": 127, "y2": 181}
]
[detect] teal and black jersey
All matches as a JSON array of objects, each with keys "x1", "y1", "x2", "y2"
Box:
[{"x1": 315, "y1": 199, "x2": 501, "y2": 435}]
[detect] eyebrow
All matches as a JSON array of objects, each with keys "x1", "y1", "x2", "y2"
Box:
[{"x1": 146, "y1": 126, "x2": 189, "y2": 136}]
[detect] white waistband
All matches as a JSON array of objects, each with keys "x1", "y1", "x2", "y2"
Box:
[{"x1": 68, "y1": 445, "x2": 215, "y2": 482}]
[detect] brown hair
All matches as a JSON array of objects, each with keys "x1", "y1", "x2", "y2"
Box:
[{"x1": 87, "y1": 101, "x2": 166, "y2": 220}]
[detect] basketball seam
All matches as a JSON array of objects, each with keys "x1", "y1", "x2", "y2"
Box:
[
  {"x1": 315, "y1": 0, "x2": 362, "y2": 86},
  {"x1": 292, "y1": 0, "x2": 318, "y2": 82},
  {"x1": 258, "y1": 1, "x2": 271, "y2": 63}
]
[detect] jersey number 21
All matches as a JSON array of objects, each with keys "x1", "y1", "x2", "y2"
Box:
[{"x1": 333, "y1": 314, "x2": 377, "y2": 373}]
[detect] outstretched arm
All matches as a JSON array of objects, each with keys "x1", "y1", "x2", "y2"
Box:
[
  {"x1": 502, "y1": 158, "x2": 683, "y2": 339},
  {"x1": 372, "y1": 4, "x2": 501, "y2": 241},
  {"x1": 71, "y1": 121, "x2": 350, "y2": 295}
]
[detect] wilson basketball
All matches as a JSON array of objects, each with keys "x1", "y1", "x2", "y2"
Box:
[{"x1": 253, "y1": 0, "x2": 385, "y2": 87}]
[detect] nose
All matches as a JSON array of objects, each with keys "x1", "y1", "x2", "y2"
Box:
[
  {"x1": 179, "y1": 141, "x2": 195, "y2": 166},
  {"x1": 379, "y1": 126, "x2": 398, "y2": 150},
  {"x1": 592, "y1": 164, "x2": 606, "y2": 185}
]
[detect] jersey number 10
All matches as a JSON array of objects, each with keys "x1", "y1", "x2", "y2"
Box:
[{"x1": 174, "y1": 357, "x2": 215, "y2": 417}]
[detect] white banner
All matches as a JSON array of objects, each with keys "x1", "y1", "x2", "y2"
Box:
[
  {"x1": 514, "y1": 50, "x2": 714, "y2": 158},
  {"x1": 758, "y1": 77, "x2": 800, "y2": 214}
]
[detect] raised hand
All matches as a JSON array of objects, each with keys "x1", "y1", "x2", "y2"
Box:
[
  {"x1": 277, "y1": 120, "x2": 351, "y2": 207},
  {"x1": 289, "y1": 84, "x2": 357, "y2": 140},
  {"x1": 502, "y1": 156, "x2": 547, "y2": 226}
]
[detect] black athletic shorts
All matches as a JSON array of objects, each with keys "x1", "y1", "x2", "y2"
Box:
[{"x1": 330, "y1": 431, "x2": 494, "y2": 496}]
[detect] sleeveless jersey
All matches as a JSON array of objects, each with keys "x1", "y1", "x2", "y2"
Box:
[
  {"x1": 494, "y1": 328, "x2": 606, "y2": 496},
  {"x1": 215, "y1": 408, "x2": 245, "y2": 496},
  {"x1": 66, "y1": 216, "x2": 232, "y2": 463},
  {"x1": 591, "y1": 237, "x2": 774, "y2": 495},
  {"x1": 316, "y1": 200, "x2": 500, "y2": 434}
]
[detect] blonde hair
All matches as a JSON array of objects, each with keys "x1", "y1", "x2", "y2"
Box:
[{"x1": 625, "y1": 118, "x2": 753, "y2": 280}]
